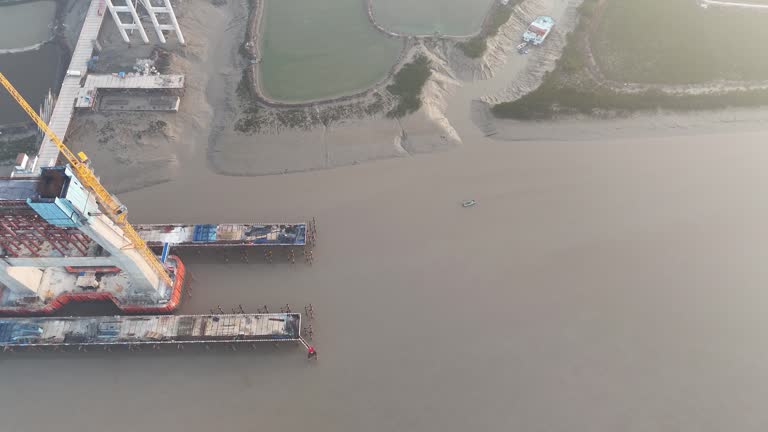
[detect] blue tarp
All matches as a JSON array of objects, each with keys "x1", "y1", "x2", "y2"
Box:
[
  {"x1": 192, "y1": 224, "x2": 217, "y2": 242},
  {"x1": 160, "y1": 243, "x2": 170, "y2": 262}
]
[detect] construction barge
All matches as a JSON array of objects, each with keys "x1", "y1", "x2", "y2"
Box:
[
  {"x1": 0, "y1": 169, "x2": 315, "y2": 316},
  {"x1": 0, "y1": 312, "x2": 302, "y2": 349}
]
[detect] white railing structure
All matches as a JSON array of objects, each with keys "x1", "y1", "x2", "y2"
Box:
[{"x1": 105, "y1": 0, "x2": 185, "y2": 45}]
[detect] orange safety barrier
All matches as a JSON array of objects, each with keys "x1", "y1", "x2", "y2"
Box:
[
  {"x1": 0, "y1": 256, "x2": 186, "y2": 316},
  {"x1": 64, "y1": 266, "x2": 122, "y2": 274}
]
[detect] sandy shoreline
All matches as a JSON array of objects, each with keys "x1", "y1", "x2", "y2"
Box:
[
  {"x1": 484, "y1": 106, "x2": 768, "y2": 142},
  {"x1": 49, "y1": 0, "x2": 768, "y2": 189}
]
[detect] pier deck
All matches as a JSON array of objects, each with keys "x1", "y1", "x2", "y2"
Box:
[
  {"x1": 137, "y1": 223, "x2": 309, "y2": 247},
  {"x1": 75, "y1": 74, "x2": 185, "y2": 108},
  {"x1": 34, "y1": 0, "x2": 106, "y2": 171},
  {"x1": 0, "y1": 313, "x2": 301, "y2": 347}
]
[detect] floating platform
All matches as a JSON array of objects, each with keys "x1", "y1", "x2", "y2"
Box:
[
  {"x1": 136, "y1": 223, "x2": 310, "y2": 248},
  {"x1": 0, "y1": 313, "x2": 301, "y2": 348},
  {"x1": 0, "y1": 256, "x2": 186, "y2": 316}
]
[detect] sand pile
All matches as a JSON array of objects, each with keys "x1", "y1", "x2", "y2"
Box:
[
  {"x1": 406, "y1": 0, "x2": 582, "y2": 144},
  {"x1": 411, "y1": 41, "x2": 463, "y2": 146}
]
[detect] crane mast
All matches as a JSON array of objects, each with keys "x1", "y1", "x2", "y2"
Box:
[{"x1": 0, "y1": 71, "x2": 172, "y2": 287}]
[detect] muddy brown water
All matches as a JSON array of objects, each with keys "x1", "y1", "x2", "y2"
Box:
[
  {"x1": 2, "y1": 124, "x2": 768, "y2": 431},
  {"x1": 2, "y1": 0, "x2": 768, "y2": 428},
  {"x1": 0, "y1": 44, "x2": 64, "y2": 125},
  {"x1": 0, "y1": 1, "x2": 55, "y2": 49},
  {"x1": 0, "y1": 1, "x2": 64, "y2": 126}
]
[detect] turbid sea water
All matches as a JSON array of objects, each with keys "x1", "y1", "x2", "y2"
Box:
[
  {"x1": 371, "y1": 0, "x2": 495, "y2": 35},
  {"x1": 259, "y1": 0, "x2": 401, "y2": 102},
  {"x1": 0, "y1": 0, "x2": 56, "y2": 49},
  {"x1": 0, "y1": 0, "x2": 62, "y2": 125},
  {"x1": 0, "y1": 44, "x2": 63, "y2": 125}
]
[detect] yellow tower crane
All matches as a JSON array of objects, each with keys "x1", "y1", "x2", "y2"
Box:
[{"x1": 0, "y1": 72, "x2": 172, "y2": 287}]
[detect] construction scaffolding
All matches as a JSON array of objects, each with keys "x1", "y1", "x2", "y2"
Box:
[
  {"x1": 0, "y1": 177, "x2": 97, "y2": 258},
  {"x1": 104, "y1": 0, "x2": 185, "y2": 45},
  {"x1": 0, "y1": 213, "x2": 94, "y2": 258}
]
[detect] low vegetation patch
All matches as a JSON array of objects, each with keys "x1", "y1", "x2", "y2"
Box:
[
  {"x1": 386, "y1": 55, "x2": 432, "y2": 118},
  {"x1": 457, "y1": 2, "x2": 517, "y2": 58},
  {"x1": 457, "y1": 37, "x2": 487, "y2": 59},
  {"x1": 234, "y1": 69, "x2": 263, "y2": 133},
  {"x1": 233, "y1": 70, "x2": 388, "y2": 133}
]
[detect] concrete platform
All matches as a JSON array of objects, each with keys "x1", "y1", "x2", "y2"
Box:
[
  {"x1": 75, "y1": 74, "x2": 184, "y2": 108},
  {"x1": 137, "y1": 223, "x2": 309, "y2": 247},
  {"x1": 99, "y1": 94, "x2": 180, "y2": 112},
  {"x1": 0, "y1": 312, "x2": 301, "y2": 347},
  {"x1": 33, "y1": 0, "x2": 107, "y2": 173}
]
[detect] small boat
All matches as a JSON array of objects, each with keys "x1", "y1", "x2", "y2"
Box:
[
  {"x1": 462, "y1": 200, "x2": 477, "y2": 208},
  {"x1": 516, "y1": 42, "x2": 528, "y2": 53}
]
